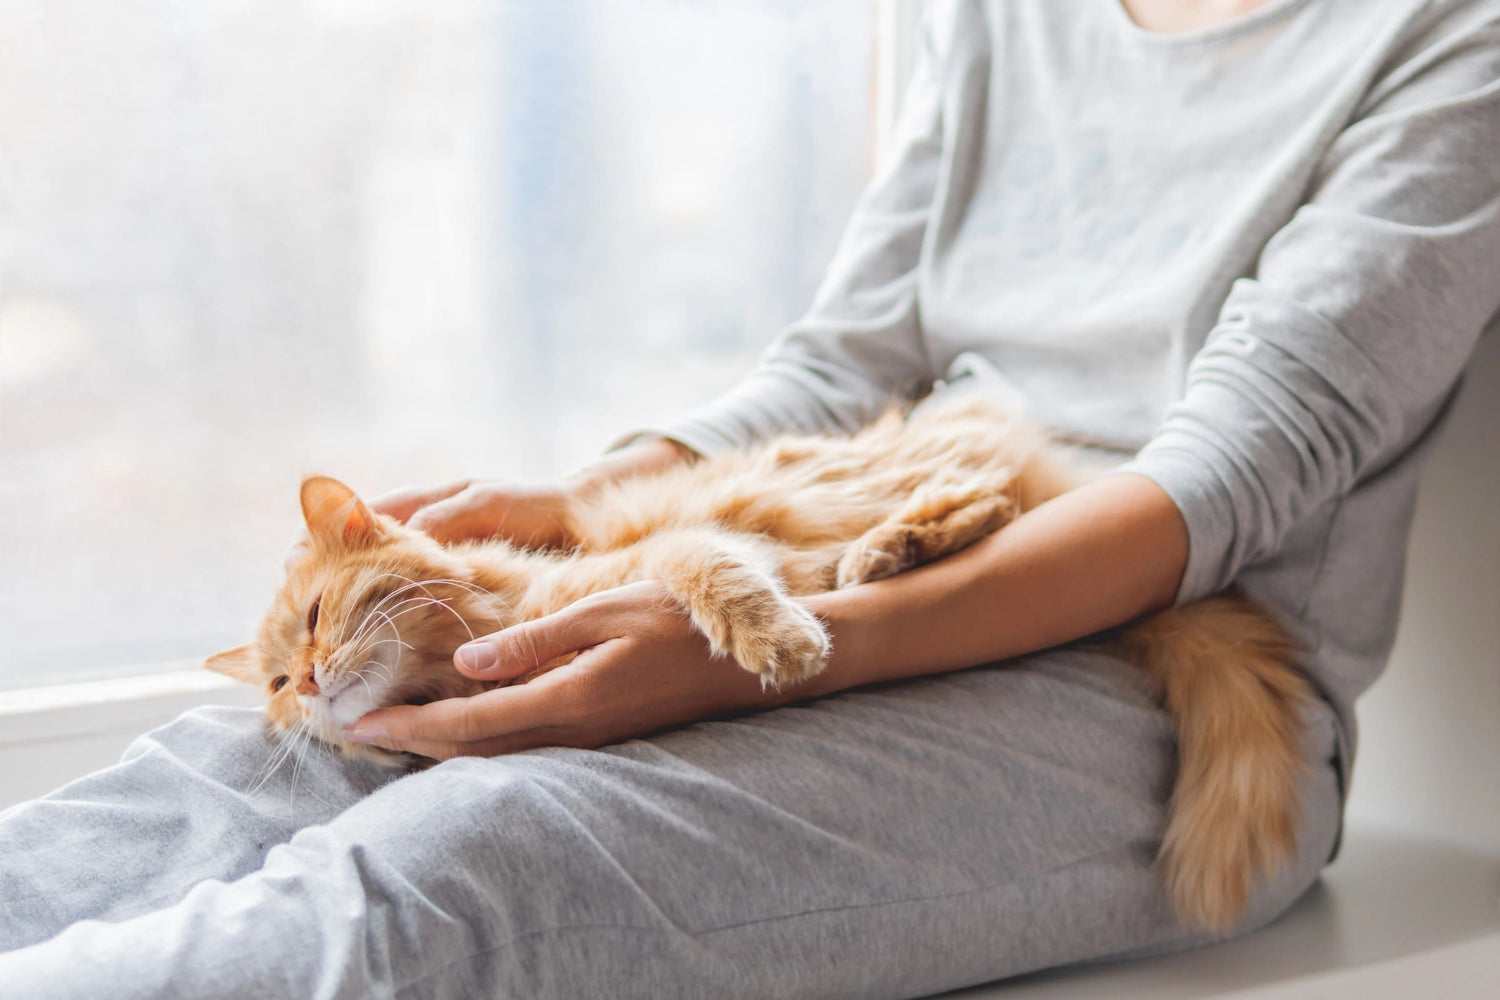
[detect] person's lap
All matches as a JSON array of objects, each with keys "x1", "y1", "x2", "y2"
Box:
[{"x1": 0, "y1": 646, "x2": 1342, "y2": 999}]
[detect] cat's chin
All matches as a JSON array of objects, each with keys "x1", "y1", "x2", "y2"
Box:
[
  {"x1": 271, "y1": 717, "x2": 422, "y2": 768},
  {"x1": 336, "y1": 739, "x2": 423, "y2": 769},
  {"x1": 294, "y1": 667, "x2": 389, "y2": 734},
  {"x1": 286, "y1": 688, "x2": 443, "y2": 769}
]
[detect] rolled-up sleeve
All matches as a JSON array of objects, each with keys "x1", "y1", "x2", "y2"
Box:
[
  {"x1": 1119, "y1": 10, "x2": 1500, "y2": 603},
  {"x1": 645, "y1": 11, "x2": 952, "y2": 456}
]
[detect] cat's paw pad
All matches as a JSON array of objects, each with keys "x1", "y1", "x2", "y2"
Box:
[
  {"x1": 836, "y1": 534, "x2": 911, "y2": 588},
  {"x1": 735, "y1": 603, "x2": 831, "y2": 689}
]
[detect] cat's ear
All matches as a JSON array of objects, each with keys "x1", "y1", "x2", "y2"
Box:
[
  {"x1": 204, "y1": 644, "x2": 258, "y2": 684},
  {"x1": 300, "y1": 476, "x2": 383, "y2": 549}
]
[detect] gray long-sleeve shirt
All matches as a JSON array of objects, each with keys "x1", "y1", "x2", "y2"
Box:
[{"x1": 650, "y1": 0, "x2": 1500, "y2": 794}]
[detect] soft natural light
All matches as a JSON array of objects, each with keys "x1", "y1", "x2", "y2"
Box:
[{"x1": 0, "y1": 0, "x2": 876, "y2": 688}]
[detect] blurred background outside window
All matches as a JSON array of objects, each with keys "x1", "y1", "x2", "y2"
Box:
[{"x1": 0, "y1": 0, "x2": 878, "y2": 688}]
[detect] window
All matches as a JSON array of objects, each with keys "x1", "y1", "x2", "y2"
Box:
[{"x1": 0, "y1": 0, "x2": 879, "y2": 689}]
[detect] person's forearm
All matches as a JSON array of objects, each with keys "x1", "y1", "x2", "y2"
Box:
[{"x1": 796, "y1": 473, "x2": 1188, "y2": 697}]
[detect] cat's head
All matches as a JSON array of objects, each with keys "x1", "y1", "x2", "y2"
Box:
[{"x1": 205, "y1": 476, "x2": 509, "y2": 760}]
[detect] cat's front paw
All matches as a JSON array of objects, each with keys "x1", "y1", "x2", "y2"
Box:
[{"x1": 732, "y1": 600, "x2": 831, "y2": 689}]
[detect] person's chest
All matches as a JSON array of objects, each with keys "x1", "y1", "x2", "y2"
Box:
[{"x1": 920, "y1": 0, "x2": 1416, "y2": 350}]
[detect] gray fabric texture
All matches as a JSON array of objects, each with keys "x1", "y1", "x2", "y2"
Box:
[
  {"x1": 0, "y1": 649, "x2": 1341, "y2": 999},
  {"x1": 648, "y1": 0, "x2": 1500, "y2": 794}
]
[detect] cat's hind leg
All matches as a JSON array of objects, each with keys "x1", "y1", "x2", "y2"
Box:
[
  {"x1": 836, "y1": 473, "x2": 1018, "y2": 588},
  {"x1": 638, "y1": 528, "x2": 831, "y2": 688}
]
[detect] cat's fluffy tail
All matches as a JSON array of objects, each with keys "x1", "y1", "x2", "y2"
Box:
[{"x1": 1119, "y1": 596, "x2": 1310, "y2": 934}]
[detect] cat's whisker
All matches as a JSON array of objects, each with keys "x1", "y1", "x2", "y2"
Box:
[
  {"x1": 339, "y1": 605, "x2": 415, "y2": 665},
  {"x1": 372, "y1": 578, "x2": 522, "y2": 670},
  {"x1": 288, "y1": 725, "x2": 335, "y2": 811},
  {"x1": 245, "y1": 749, "x2": 280, "y2": 797},
  {"x1": 264, "y1": 721, "x2": 307, "y2": 782},
  {"x1": 364, "y1": 574, "x2": 512, "y2": 632},
  {"x1": 288, "y1": 721, "x2": 325, "y2": 811},
  {"x1": 351, "y1": 668, "x2": 377, "y2": 705},
  {"x1": 344, "y1": 596, "x2": 479, "y2": 671},
  {"x1": 414, "y1": 576, "x2": 517, "y2": 614},
  {"x1": 342, "y1": 594, "x2": 457, "y2": 653},
  {"x1": 362, "y1": 612, "x2": 409, "y2": 684},
  {"x1": 378, "y1": 573, "x2": 506, "y2": 607},
  {"x1": 364, "y1": 658, "x2": 397, "y2": 684},
  {"x1": 340, "y1": 596, "x2": 413, "y2": 651},
  {"x1": 247, "y1": 723, "x2": 301, "y2": 797},
  {"x1": 332, "y1": 573, "x2": 421, "y2": 646},
  {"x1": 334, "y1": 573, "x2": 444, "y2": 647},
  {"x1": 364, "y1": 636, "x2": 415, "y2": 651},
  {"x1": 362, "y1": 575, "x2": 470, "y2": 614},
  {"x1": 330, "y1": 575, "x2": 512, "y2": 673},
  {"x1": 286, "y1": 724, "x2": 306, "y2": 809},
  {"x1": 344, "y1": 616, "x2": 424, "y2": 680},
  {"x1": 396, "y1": 594, "x2": 478, "y2": 643},
  {"x1": 338, "y1": 637, "x2": 412, "y2": 697}
]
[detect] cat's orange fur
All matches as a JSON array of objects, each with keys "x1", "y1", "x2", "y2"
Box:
[{"x1": 206, "y1": 397, "x2": 1308, "y2": 933}]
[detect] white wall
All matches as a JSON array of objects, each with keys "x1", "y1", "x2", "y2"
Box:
[{"x1": 1344, "y1": 330, "x2": 1500, "y2": 850}]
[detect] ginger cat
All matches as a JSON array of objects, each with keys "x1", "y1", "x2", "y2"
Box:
[{"x1": 206, "y1": 398, "x2": 1309, "y2": 933}]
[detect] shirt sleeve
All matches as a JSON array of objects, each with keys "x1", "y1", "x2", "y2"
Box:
[
  {"x1": 642, "y1": 10, "x2": 951, "y2": 457},
  {"x1": 1118, "y1": 4, "x2": 1500, "y2": 603}
]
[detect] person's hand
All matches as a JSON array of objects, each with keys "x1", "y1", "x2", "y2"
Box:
[
  {"x1": 340, "y1": 580, "x2": 794, "y2": 759},
  {"x1": 385, "y1": 479, "x2": 577, "y2": 547},
  {"x1": 283, "y1": 437, "x2": 697, "y2": 570},
  {"x1": 283, "y1": 479, "x2": 576, "y2": 569}
]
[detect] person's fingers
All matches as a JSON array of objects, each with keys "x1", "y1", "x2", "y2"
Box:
[
  {"x1": 344, "y1": 665, "x2": 588, "y2": 754},
  {"x1": 366, "y1": 730, "x2": 554, "y2": 762},
  {"x1": 354, "y1": 725, "x2": 571, "y2": 761},
  {"x1": 343, "y1": 582, "x2": 670, "y2": 756},
  {"x1": 452, "y1": 588, "x2": 645, "y2": 680},
  {"x1": 405, "y1": 487, "x2": 512, "y2": 543},
  {"x1": 367, "y1": 481, "x2": 472, "y2": 524}
]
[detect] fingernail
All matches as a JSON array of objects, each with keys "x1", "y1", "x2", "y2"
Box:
[
  {"x1": 343, "y1": 724, "x2": 388, "y2": 745},
  {"x1": 456, "y1": 642, "x2": 498, "y2": 673}
]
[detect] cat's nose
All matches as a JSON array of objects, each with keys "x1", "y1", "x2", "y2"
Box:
[{"x1": 294, "y1": 673, "x2": 320, "y2": 696}]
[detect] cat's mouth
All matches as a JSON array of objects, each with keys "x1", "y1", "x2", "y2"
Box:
[{"x1": 298, "y1": 665, "x2": 391, "y2": 738}]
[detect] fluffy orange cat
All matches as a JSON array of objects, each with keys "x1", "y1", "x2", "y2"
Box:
[{"x1": 206, "y1": 397, "x2": 1308, "y2": 933}]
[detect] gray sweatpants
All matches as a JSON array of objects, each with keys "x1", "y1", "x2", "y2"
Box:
[{"x1": 0, "y1": 646, "x2": 1341, "y2": 999}]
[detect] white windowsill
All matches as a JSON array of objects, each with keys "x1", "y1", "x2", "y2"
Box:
[{"x1": 0, "y1": 668, "x2": 262, "y2": 810}]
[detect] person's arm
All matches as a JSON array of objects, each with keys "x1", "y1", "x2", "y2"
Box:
[
  {"x1": 343, "y1": 474, "x2": 1184, "y2": 759},
  {"x1": 1119, "y1": 5, "x2": 1500, "y2": 603},
  {"x1": 399, "y1": 437, "x2": 699, "y2": 544},
  {"x1": 800, "y1": 473, "x2": 1184, "y2": 694},
  {"x1": 279, "y1": 437, "x2": 700, "y2": 565}
]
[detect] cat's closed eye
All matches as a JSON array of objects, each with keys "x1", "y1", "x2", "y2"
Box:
[
  {"x1": 307, "y1": 596, "x2": 321, "y2": 635},
  {"x1": 270, "y1": 675, "x2": 289, "y2": 693}
]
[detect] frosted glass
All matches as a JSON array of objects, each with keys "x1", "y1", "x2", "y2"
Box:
[{"x1": 0, "y1": 0, "x2": 875, "y2": 687}]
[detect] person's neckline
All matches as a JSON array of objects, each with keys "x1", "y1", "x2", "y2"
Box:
[{"x1": 1105, "y1": 0, "x2": 1315, "y2": 46}]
